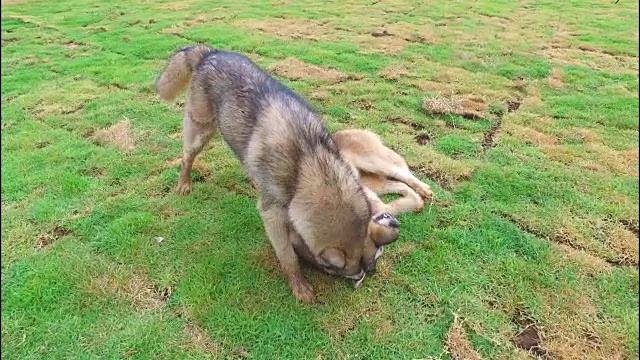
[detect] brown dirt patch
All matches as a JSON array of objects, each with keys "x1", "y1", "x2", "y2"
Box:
[
  {"x1": 89, "y1": 119, "x2": 135, "y2": 152},
  {"x1": 445, "y1": 315, "x2": 484, "y2": 360},
  {"x1": 183, "y1": 322, "x2": 221, "y2": 355},
  {"x1": 608, "y1": 224, "x2": 639, "y2": 266},
  {"x1": 35, "y1": 225, "x2": 72, "y2": 249},
  {"x1": 547, "y1": 68, "x2": 565, "y2": 89},
  {"x1": 512, "y1": 309, "x2": 551, "y2": 359},
  {"x1": 269, "y1": 58, "x2": 348, "y2": 83},
  {"x1": 422, "y1": 96, "x2": 487, "y2": 120}
]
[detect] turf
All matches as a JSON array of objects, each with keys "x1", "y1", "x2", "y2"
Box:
[{"x1": 2, "y1": 0, "x2": 638, "y2": 359}]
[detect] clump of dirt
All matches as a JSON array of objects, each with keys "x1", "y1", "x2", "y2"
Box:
[
  {"x1": 512, "y1": 309, "x2": 551, "y2": 359},
  {"x1": 445, "y1": 315, "x2": 484, "y2": 360},
  {"x1": 35, "y1": 225, "x2": 72, "y2": 249},
  {"x1": 89, "y1": 119, "x2": 135, "y2": 152},
  {"x1": 371, "y1": 29, "x2": 393, "y2": 37},
  {"x1": 481, "y1": 117, "x2": 502, "y2": 152},
  {"x1": 64, "y1": 41, "x2": 86, "y2": 50},
  {"x1": 422, "y1": 96, "x2": 486, "y2": 120},
  {"x1": 388, "y1": 116, "x2": 427, "y2": 131},
  {"x1": 506, "y1": 100, "x2": 521, "y2": 112},
  {"x1": 414, "y1": 133, "x2": 431, "y2": 145},
  {"x1": 547, "y1": 68, "x2": 565, "y2": 89},
  {"x1": 269, "y1": 58, "x2": 348, "y2": 83}
]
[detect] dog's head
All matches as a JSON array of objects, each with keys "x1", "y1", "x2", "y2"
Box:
[
  {"x1": 360, "y1": 211, "x2": 400, "y2": 276},
  {"x1": 292, "y1": 210, "x2": 401, "y2": 287}
]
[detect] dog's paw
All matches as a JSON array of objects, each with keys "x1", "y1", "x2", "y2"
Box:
[
  {"x1": 415, "y1": 182, "x2": 433, "y2": 199},
  {"x1": 176, "y1": 181, "x2": 192, "y2": 195},
  {"x1": 289, "y1": 276, "x2": 316, "y2": 304},
  {"x1": 413, "y1": 198, "x2": 425, "y2": 212}
]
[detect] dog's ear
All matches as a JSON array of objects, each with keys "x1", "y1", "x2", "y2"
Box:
[{"x1": 319, "y1": 247, "x2": 346, "y2": 269}]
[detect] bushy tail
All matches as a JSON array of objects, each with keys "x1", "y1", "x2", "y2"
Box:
[{"x1": 155, "y1": 44, "x2": 214, "y2": 102}]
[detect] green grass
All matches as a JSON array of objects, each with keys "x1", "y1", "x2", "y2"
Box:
[{"x1": 2, "y1": 0, "x2": 638, "y2": 359}]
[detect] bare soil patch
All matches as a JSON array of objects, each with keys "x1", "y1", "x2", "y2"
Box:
[
  {"x1": 89, "y1": 119, "x2": 135, "y2": 152},
  {"x1": 512, "y1": 309, "x2": 551, "y2": 359},
  {"x1": 446, "y1": 315, "x2": 484, "y2": 360},
  {"x1": 35, "y1": 225, "x2": 72, "y2": 249},
  {"x1": 269, "y1": 58, "x2": 348, "y2": 83}
]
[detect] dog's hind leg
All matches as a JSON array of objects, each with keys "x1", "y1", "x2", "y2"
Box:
[
  {"x1": 376, "y1": 180, "x2": 425, "y2": 216},
  {"x1": 347, "y1": 154, "x2": 433, "y2": 200},
  {"x1": 176, "y1": 85, "x2": 216, "y2": 195}
]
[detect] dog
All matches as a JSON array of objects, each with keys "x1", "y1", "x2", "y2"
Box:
[
  {"x1": 332, "y1": 129, "x2": 433, "y2": 217},
  {"x1": 155, "y1": 44, "x2": 400, "y2": 302}
]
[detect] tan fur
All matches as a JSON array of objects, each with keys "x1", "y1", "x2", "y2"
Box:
[{"x1": 333, "y1": 129, "x2": 433, "y2": 216}]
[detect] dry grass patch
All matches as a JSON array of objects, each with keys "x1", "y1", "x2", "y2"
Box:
[
  {"x1": 89, "y1": 119, "x2": 135, "y2": 152},
  {"x1": 538, "y1": 290, "x2": 631, "y2": 360},
  {"x1": 423, "y1": 95, "x2": 487, "y2": 120},
  {"x1": 183, "y1": 322, "x2": 222, "y2": 355},
  {"x1": 268, "y1": 58, "x2": 348, "y2": 83},
  {"x1": 502, "y1": 123, "x2": 559, "y2": 146},
  {"x1": 160, "y1": 14, "x2": 209, "y2": 35},
  {"x1": 446, "y1": 315, "x2": 484, "y2": 360},
  {"x1": 539, "y1": 47, "x2": 639, "y2": 75},
  {"x1": 551, "y1": 243, "x2": 612, "y2": 276},
  {"x1": 547, "y1": 68, "x2": 565, "y2": 89},
  {"x1": 608, "y1": 224, "x2": 639, "y2": 266},
  {"x1": 35, "y1": 225, "x2": 72, "y2": 249},
  {"x1": 88, "y1": 272, "x2": 169, "y2": 311},
  {"x1": 237, "y1": 18, "x2": 335, "y2": 42},
  {"x1": 379, "y1": 64, "x2": 409, "y2": 80}
]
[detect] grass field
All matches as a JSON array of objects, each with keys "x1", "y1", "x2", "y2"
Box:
[{"x1": 2, "y1": 0, "x2": 639, "y2": 359}]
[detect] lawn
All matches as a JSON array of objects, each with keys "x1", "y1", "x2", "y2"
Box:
[{"x1": 1, "y1": 0, "x2": 638, "y2": 359}]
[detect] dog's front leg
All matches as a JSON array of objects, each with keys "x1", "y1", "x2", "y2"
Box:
[{"x1": 257, "y1": 200, "x2": 316, "y2": 303}]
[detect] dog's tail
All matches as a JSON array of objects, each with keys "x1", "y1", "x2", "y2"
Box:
[{"x1": 155, "y1": 44, "x2": 214, "y2": 102}]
